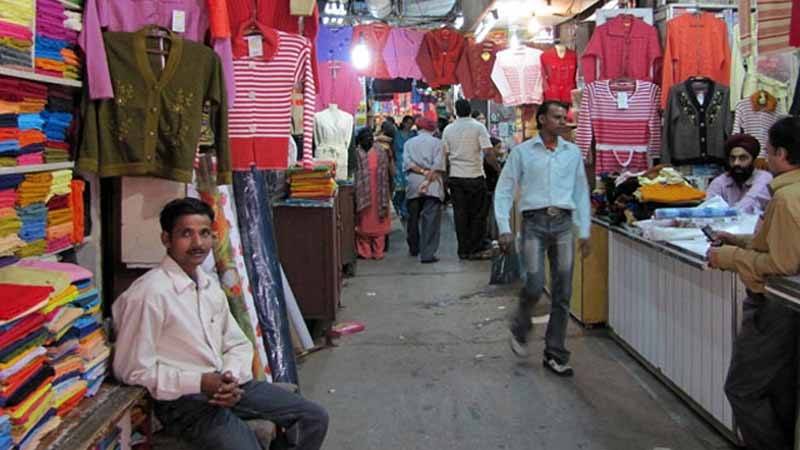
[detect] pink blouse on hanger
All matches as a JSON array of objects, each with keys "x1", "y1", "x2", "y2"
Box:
[{"x1": 79, "y1": 0, "x2": 235, "y2": 107}]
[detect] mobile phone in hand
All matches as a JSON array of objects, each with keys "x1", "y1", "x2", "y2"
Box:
[{"x1": 702, "y1": 225, "x2": 723, "y2": 247}]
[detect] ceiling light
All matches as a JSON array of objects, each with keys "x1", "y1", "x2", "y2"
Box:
[
  {"x1": 527, "y1": 17, "x2": 541, "y2": 33},
  {"x1": 351, "y1": 37, "x2": 370, "y2": 70},
  {"x1": 509, "y1": 29, "x2": 520, "y2": 48},
  {"x1": 475, "y1": 9, "x2": 498, "y2": 43}
]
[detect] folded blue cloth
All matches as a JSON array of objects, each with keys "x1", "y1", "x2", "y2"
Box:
[
  {"x1": 0, "y1": 174, "x2": 23, "y2": 190},
  {"x1": 17, "y1": 114, "x2": 44, "y2": 131},
  {"x1": 19, "y1": 144, "x2": 44, "y2": 155},
  {"x1": 0, "y1": 141, "x2": 19, "y2": 154},
  {"x1": 654, "y1": 207, "x2": 740, "y2": 219}
]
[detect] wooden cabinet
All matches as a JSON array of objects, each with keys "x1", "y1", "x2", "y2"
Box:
[
  {"x1": 570, "y1": 223, "x2": 609, "y2": 326},
  {"x1": 273, "y1": 199, "x2": 341, "y2": 323}
]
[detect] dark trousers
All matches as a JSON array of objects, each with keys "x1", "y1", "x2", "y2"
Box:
[
  {"x1": 407, "y1": 196, "x2": 443, "y2": 261},
  {"x1": 725, "y1": 295, "x2": 798, "y2": 450},
  {"x1": 155, "y1": 381, "x2": 329, "y2": 450},
  {"x1": 449, "y1": 176, "x2": 488, "y2": 257},
  {"x1": 510, "y1": 210, "x2": 575, "y2": 364}
]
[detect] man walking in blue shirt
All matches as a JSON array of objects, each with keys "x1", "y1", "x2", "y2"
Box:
[{"x1": 494, "y1": 101, "x2": 591, "y2": 377}]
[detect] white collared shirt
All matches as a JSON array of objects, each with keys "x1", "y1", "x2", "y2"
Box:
[{"x1": 112, "y1": 256, "x2": 254, "y2": 401}]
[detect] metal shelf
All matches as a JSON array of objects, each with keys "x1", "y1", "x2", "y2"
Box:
[
  {"x1": 0, "y1": 162, "x2": 75, "y2": 176},
  {"x1": 0, "y1": 66, "x2": 82, "y2": 87}
]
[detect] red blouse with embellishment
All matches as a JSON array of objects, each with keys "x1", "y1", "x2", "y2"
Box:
[
  {"x1": 456, "y1": 38, "x2": 504, "y2": 101},
  {"x1": 581, "y1": 15, "x2": 662, "y2": 85},
  {"x1": 351, "y1": 23, "x2": 392, "y2": 79},
  {"x1": 540, "y1": 47, "x2": 577, "y2": 104},
  {"x1": 416, "y1": 27, "x2": 465, "y2": 88}
]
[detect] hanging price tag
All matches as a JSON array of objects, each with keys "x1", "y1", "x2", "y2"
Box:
[
  {"x1": 617, "y1": 92, "x2": 629, "y2": 109},
  {"x1": 171, "y1": 10, "x2": 186, "y2": 33},
  {"x1": 247, "y1": 35, "x2": 263, "y2": 58}
]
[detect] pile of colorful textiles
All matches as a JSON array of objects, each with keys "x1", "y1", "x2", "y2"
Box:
[
  {"x1": 35, "y1": 0, "x2": 80, "y2": 80},
  {"x1": 0, "y1": 77, "x2": 48, "y2": 167},
  {"x1": 0, "y1": 414, "x2": 11, "y2": 449},
  {"x1": 44, "y1": 85, "x2": 75, "y2": 164},
  {"x1": 287, "y1": 162, "x2": 338, "y2": 200},
  {"x1": 0, "y1": 169, "x2": 79, "y2": 259},
  {"x1": 0, "y1": 265, "x2": 61, "y2": 449},
  {"x1": 0, "y1": 0, "x2": 34, "y2": 70}
]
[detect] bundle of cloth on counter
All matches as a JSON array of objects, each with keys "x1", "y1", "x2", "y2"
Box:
[
  {"x1": 0, "y1": 0, "x2": 35, "y2": 69},
  {"x1": 287, "y1": 162, "x2": 338, "y2": 200},
  {"x1": 35, "y1": 0, "x2": 81, "y2": 80},
  {"x1": 635, "y1": 167, "x2": 706, "y2": 204}
]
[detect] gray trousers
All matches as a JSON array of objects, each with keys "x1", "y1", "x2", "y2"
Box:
[
  {"x1": 510, "y1": 210, "x2": 575, "y2": 364},
  {"x1": 725, "y1": 295, "x2": 798, "y2": 450},
  {"x1": 155, "y1": 381, "x2": 329, "y2": 450},
  {"x1": 406, "y1": 196, "x2": 442, "y2": 261}
]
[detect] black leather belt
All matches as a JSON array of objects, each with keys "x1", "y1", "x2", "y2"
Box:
[{"x1": 523, "y1": 207, "x2": 570, "y2": 218}]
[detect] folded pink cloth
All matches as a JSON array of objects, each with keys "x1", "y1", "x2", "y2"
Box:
[{"x1": 16, "y1": 153, "x2": 43, "y2": 166}]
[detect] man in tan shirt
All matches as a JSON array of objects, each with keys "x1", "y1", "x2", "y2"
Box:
[{"x1": 708, "y1": 117, "x2": 800, "y2": 450}]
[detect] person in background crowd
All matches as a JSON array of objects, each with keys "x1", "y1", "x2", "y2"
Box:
[
  {"x1": 706, "y1": 134, "x2": 773, "y2": 214},
  {"x1": 393, "y1": 115, "x2": 418, "y2": 227},
  {"x1": 471, "y1": 110, "x2": 486, "y2": 124},
  {"x1": 484, "y1": 137, "x2": 504, "y2": 241},
  {"x1": 495, "y1": 101, "x2": 591, "y2": 377},
  {"x1": 435, "y1": 116, "x2": 449, "y2": 139},
  {"x1": 442, "y1": 99, "x2": 498, "y2": 260},
  {"x1": 404, "y1": 117, "x2": 446, "y2": 264},
  {"x1": 355, "y1": 127, "x2": 395, "y2": 260},
  {"x1": 708, "y1": 117, "x2": 800, "y2": 450},
  {"x1": 112, "y1": 198, "x2": 329, "y2": 450}
]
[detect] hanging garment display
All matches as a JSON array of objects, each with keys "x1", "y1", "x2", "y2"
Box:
[
  {"x1": 317, "y1": 25, "x2": 353, "y2": 62},
  {"x1": 456, "y1": 37, "x2": 503, "y2": 102},
  {"x1": 315, "y1": 60, "x2": 362, "y2": 115},
  {"x1": 757, "y1": 0, "x2": 794, "y2": 54},
  {"x1": 739, "y1": 0, "x2": 754, "y2": 56},
  {"x1": 228, "y1": 25, "x2": 315, "y2": 170},
  {"x1": 227, "y1": 0, "x2": 320, "y2": 85},
  {"x1": 793, "y1": 0, "x2": 800, "y2": 47},
  {"x1": 416, "y1": 27, "x2": 465, "y2": 88},
  {"x1": 78, "y1": 29, "x2": 231, "y2": 184},
  {"x1": 383, "y1": 28, "x2": 424, "y2": 80},
  {"x1": 581, "y1": 14, "x2": 661, "y2": 85},
  {"x1": 314, "y1": 106, "x2": 354, "y2": 180},
  {"x1": 491, "y1": 46, "x2": 544, "y2": 106},
  {"x1": 576, "y1": 80, "x2": 662, "y2": 175},
  {"x1": 79, "y1": 0, "x2": 234, "y2": 107},
  {"x1": 733, "y1": 93, "x2": 786, "y2": 157},
  {"x1": 232, "y1": 168, "x2": 298, "y2": 384},
  {"x1": 731, "y1": 25, "x2": 798, "y2": 112},
  {"x1": 661, "y1": 12, "x2": 731, "y2": 108},
  {"x1": 351, "y1": 23, "x2": 392, "y2": 79},
  {"x1": 662, "y1": 79, "x2": 732, "y2": 165},
  {"x1": 541, "y1": 46, "x2": 578, "y2": 103}
]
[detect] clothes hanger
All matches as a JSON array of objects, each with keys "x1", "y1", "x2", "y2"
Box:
[{"x1": 143, "y1": 25, "x2": 171, "y2": 55}]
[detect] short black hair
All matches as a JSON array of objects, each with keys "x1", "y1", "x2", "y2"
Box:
[
  {"x1": 401, "y1": 115, "x2": 414, "y2": 124},
  {"x1": 769, "y1": 116, "x2": 800, "y2": 165},
  {"x1": 471, "y1": 110, "x2": 483, "y2": 119},
  {"x1": 536, "y1": 101, "x2": 568, "y2": 128},
  {"x1": 455, "y1": 99, "x2": 471, "y2": 118},
  {"x1": 356, "y1": 127, "x2": 373, "y2": 146},
  {"x1": 490, "y1": 136, "x2": 501, "y2": 147},
  {"x1": 160, "y1": 198, "x2": 214, "y2": 233},
  {"x1": 380, "y1": 120, "x2": 396, "y2": 139}
]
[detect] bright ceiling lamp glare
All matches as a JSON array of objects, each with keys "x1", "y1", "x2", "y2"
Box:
[
  {"x1": 475, "y1": 9, "x2": 498, "y2": 43},
  {"x1": 527, "y1": 17, "x2": 541, "y2": 34},
  {"x1": 453, "y1": 14, "x2": 464, "y2": 30},
  {"x1": 351, "y1": 38, "x2": 370, "y2": 70},
  {"x1": 509, "y1": 30, "x2": 520, "y2": 48}
]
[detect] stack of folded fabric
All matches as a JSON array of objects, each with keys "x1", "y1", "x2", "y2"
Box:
[
  {"x1": 18, "y1": 80, "x2": 46, "y2": 115},
  {"x1": 15, "y1": 172, "x2": 50, "y2": 257},
  {"x1": 0, "y1": 264, "x2": 66, "y2": 449},
  {"x1": 44, "y1": 85, "x2": 74, "y2": 163},
  {"x1": 0, "y1": 175, "x2": 23, "y2": 260},
  {"x1": 35, "y1": 0, "x2": 80, "y2": 80},
  {"x1": 16, "y1": 113, "x2": 45, "y2": 166},
  {"x1": 287, "y1": 162, "x2": 338, "y2": 200},
  {"x1": 0, "y1": 0, "x2": 35, "y2": 70},
  {"x1": 68, "y1": 179, "x2": 83, "y2": 244},
  {"x1": 45, "y1": 169, "x2": 72, "y2": 253},
  {"x1": 0, "y1": 414, "x2": 11, "y2": 450}
]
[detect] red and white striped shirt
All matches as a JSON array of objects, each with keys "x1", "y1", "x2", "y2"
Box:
[
  {"x1": 733, "y1": 98, "x2": 786, "y2": 158},
  {"x1": 229, "y1": 29, "x2": 316, "y2": 170},
  {"x1": 490, "y1": 47, "x2": 543, "y2": 106},
  {"x1": 575, "y1": 80, "x2": 661, "y2": 175}
]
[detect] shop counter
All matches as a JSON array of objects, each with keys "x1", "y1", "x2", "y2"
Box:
[{"x1": 596, "y1": 218, "x2": 743, "y2": 443}]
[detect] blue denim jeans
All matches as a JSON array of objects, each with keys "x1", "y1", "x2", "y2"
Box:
[
  {"x1": 155, "y1": 381, "x2": 329, "y2": 450},
  {"x1": 511, "y1": 209, "x2": 575, "y2": 364}
]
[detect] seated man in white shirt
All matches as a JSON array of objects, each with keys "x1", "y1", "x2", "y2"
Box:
[{"x1": 112, "y1": 198, "x2": 328, "y2": 450}]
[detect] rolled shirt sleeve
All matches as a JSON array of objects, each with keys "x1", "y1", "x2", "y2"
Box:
[
  {"x1": 572, "y1": 159, "x2": 592, "y2": 240},
  {"x1": 493, "y1": 149, "x2": 521, "y2": 235}
]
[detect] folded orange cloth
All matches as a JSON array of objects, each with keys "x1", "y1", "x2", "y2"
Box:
[
  {"x1": 638, "y1": 183, "x2": 706, "y2": 204},
  {"x1": 19, "y1": 130, "x2": 45, "y2": 147}
]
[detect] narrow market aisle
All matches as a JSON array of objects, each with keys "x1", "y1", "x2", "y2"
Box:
[{"x1": 299, "y1": 208, "x2": 736, "y2": 450}]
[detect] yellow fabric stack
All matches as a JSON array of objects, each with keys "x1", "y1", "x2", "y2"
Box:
[{"x1": 287, "y1": 162, "x2": 338, "y2": 200}]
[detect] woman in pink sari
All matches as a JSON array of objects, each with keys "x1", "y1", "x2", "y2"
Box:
[{"x1": 354, "y1": 127, "x2": 395, "y2": 259}]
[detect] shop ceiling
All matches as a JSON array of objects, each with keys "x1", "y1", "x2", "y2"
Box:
[{"x1": 320, "y1": 0, "x2": 602, "y2": 30}]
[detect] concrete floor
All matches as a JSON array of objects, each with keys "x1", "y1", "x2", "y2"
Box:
[{"x1": 299, "y1": 208, "x2": 739, "y2": 450}]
